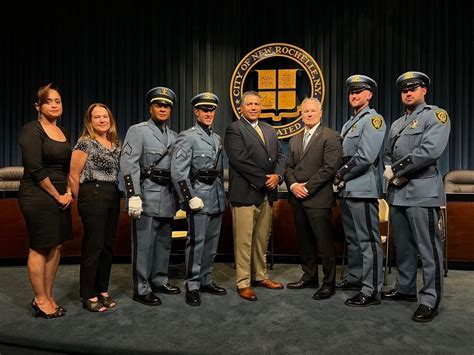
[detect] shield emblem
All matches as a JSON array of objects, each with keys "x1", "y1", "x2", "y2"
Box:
[{"x1": 256, "y1": 69, "x2": 300, "y2": 122}]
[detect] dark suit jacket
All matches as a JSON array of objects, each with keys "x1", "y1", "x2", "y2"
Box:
[
  {"x1": 285, "y1": 124, "x2": 342, "y2": 208},
  {"x1": 224, "y1": 119, "x2": 285, "y2": 204}
]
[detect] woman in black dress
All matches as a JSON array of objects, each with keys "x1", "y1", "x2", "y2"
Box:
[
  {"x1": 18, "y1": 83, "x2": 73, "y2": 319},
  {"x1": 69, "y1": 103, "x2": 121, "y2": 312}
]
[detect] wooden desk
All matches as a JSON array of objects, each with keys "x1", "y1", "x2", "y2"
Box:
[{"x1": 1, "y1": 194, "x2": 473, "y2": 263}]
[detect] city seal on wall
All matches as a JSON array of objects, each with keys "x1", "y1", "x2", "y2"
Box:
[{"x1": 230, "y1": 43, "x2": 325, "y2": 139}]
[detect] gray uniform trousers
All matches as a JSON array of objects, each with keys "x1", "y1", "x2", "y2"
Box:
[
  {"x1": 185, "y1": 212, "x2": 223, "y2": 291},
  {"x1": 132, "y1": 216, "x2": 173, "y2": 296},
  {"x1": 391, "y1": 205, "x2": 443, "y2": 309},
  {"x1": 340, "y1": 198, "x2": 383, "y2": 298}
]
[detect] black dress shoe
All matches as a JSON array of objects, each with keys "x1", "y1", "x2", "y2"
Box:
[
  {"x1": 200, "y1": 282, "x2": 227, "y2": 295},
  {"x1": 153, "y1": 283, "x2": 181, "y2": 295},
  {"x1": 313, "y1": 286, "x2": 335, "y2": 300},
  {"x1": 381, "y1": 289, "x2": 417, "y2": 302},
  {"x1": 412, "y1": 304, "x2": 438, "y2": 322},
  {"x1": 344, "y1": 292, "x2": 381, "y2": 307},
  {"x1": 287, "y1": 279, "x2": 319, "y2": 289},
  {"x1": 335, "y1": 279, "x2": 360, "y2": 290},
  {"x1": 132, "y1": 293, "x2": 161, "y2": 306},
  {"x1": 186, "y1": 289, "x2": 201, "y2": 306}
]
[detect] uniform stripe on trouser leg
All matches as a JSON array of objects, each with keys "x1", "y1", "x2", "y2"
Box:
[
  {"x1": 429, "y1": 207, "x2": 442, "y2": 309},
  {"x1": 365, "y1": 201, "x2": 379, "y2": 298},
  {"x1": 132, "y1": 218, "x2": 139, "y2": 294},
  {"x1": 185, "y1": 213, "x2": 196, "y2": 284}
]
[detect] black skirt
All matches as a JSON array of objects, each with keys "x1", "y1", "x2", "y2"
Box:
[{"x1": 19, "y1": 182, "x2": 73, "y2": 249}]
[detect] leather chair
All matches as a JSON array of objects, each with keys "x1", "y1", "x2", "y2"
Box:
[
  {"x1": 339, "y1": 198, "x2": 391, "y2": 286},
  {"x1": 169, "y1": 209, "x2": 189, "y2": 275},
  {"x1": 0, "y1": 166, "x2": 24, "y2": 197},
  {"x1": 378, "y1": 199, "x2": 391, "y2": 285},
  {"x1": 441, "y1": 170, "x2": 474, "y2": 276},
  {"x1": 444, "y1": 170, "x2": 474, "y2": 193},
  {"x1": 172, "y1": 209, "x2": 188, "y2": 240}
]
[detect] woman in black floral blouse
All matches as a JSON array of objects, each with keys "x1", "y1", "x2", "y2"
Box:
[{"x1": 69, "y1": 103, "x2": 121, "y2": 312}]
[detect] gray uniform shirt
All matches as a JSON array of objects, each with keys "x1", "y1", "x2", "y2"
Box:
[
  {"x1": 171, "y1": 123, "x2": 226, "y2": 214},
  {"x1": 120, "y1": 119, "x2": 177, "y2": 218}
]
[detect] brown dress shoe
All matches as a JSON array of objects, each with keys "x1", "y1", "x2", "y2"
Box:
[
  {"x1": 252, "y1": 279, "x2": 284, "y2": 289},
  {"x1": 237, "y1": 287, "x2": 257, "y2": 301}
]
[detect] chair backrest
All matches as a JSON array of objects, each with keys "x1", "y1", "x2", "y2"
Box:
[
  {"x1": 0, "y1": 166, "x2": 24, "y2": 191},
  {"x1": 223, "y1": 168, "x2": 229, "y2": 191},
  {"x1": 444, "y1": 170, "x2": 474, "y2": 193},
  {"x1": 172, "y1": 209, "x2": 188, "y2": 239},
  {"x1": 378, "y1": 198, "x2": 389, "y2": 223},
  {"x1": 174, "y1": 209, "x2": 187, "y2": 220}
]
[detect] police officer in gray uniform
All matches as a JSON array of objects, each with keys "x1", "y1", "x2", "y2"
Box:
[
  {"x1": 171, "y1": 92, "x2": 227, "y2": 306},
  {"x1": 382, "y1": 71, "x2": 450, "y2": 322},
  {"x1": 333, "y1": 75, "x2": 386, "y2": 307},
  {"x1": 121, "y1": 86, "x2": 181, "y2": 306}
]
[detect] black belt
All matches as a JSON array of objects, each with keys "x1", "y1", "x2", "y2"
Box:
[
  {"x1": 191, "y1": 169, "x2": 222, "y2": 185},
  {"x1": 141, "y1": 168, "x2": 171, "y2": 186}
]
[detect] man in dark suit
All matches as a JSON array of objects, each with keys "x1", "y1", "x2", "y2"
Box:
[
  {"x1": 285, "y1": 97, "x2": 342, "y2": 300},
  {"x1": 224, "y1": 91, "x2": 285, "y2": 301}
]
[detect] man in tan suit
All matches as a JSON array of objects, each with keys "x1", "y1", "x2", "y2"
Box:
[
  {"x1": 285, "y1": 97, "x2": 342, "y2": 300},
  {"x1": 224, "y1": 91, "x2": 286, "y2": 301}
]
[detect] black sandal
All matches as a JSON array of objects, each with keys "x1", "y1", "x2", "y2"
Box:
[
  {"x1": 31, "y1": 299, "x2": 65, "y2": 319},
  {"x1": 98, "y1": 294, "x2": 117, "y2": 308},
  {"x1": 56, "y1": 305, "x2": 67, "y2": 313},
  {"x1": 81, "y1": 298, "x2": 107, "y2": 312}
]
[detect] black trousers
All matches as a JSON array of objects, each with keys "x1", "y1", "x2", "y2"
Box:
[
  {"x1": 78, "y1": 182, "x2": 120, "y2": 299},
  {"x1": 292, "y1": 204, "x2": 336, "y2": 287}
]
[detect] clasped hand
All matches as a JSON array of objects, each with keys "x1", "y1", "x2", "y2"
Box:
[
  {"x1": 265, "y1": 174, "x2": 280, "y2": 190},
  {"x1": 57, "y1": 193, "x2": 73, "y2": 209},
  {"x1": 291, "y1": 183, "x2": 309, "y2": 199}
]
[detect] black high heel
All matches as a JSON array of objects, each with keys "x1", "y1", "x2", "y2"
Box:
[{"x1": 30, "y1": 299, "x2": 65, "y2": 319}]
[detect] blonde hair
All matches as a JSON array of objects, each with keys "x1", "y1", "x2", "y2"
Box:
[{"x1": 78, "y1": 103, "x2": 120, "y2": 145}]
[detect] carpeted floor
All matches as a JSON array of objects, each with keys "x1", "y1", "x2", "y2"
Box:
[{"x1": 0, "y1": 263, "x2": 473, "y2": 354}]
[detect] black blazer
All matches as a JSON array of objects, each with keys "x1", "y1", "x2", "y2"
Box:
[
  {"x1": 224, "y1": 119, "x2": 285, "y2": 204},
  {"x1": 285, "y1": 124, "x2": 342, "y2": 208}
]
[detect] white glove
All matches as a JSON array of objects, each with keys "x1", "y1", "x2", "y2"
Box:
[
  {"x1": 188, "y1": 196, "x2": 204, "y2": 211},
  {"x1": 383, "y1": 165, "x2": 394, "y2": 181},
  {"x1": 128, "y1": 196, "x2": 143, "y2": 219}
]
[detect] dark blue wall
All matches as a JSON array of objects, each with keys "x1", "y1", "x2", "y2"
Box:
[{"x1": 1, "y1": 0, "x2": 472, "y2": 173}]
